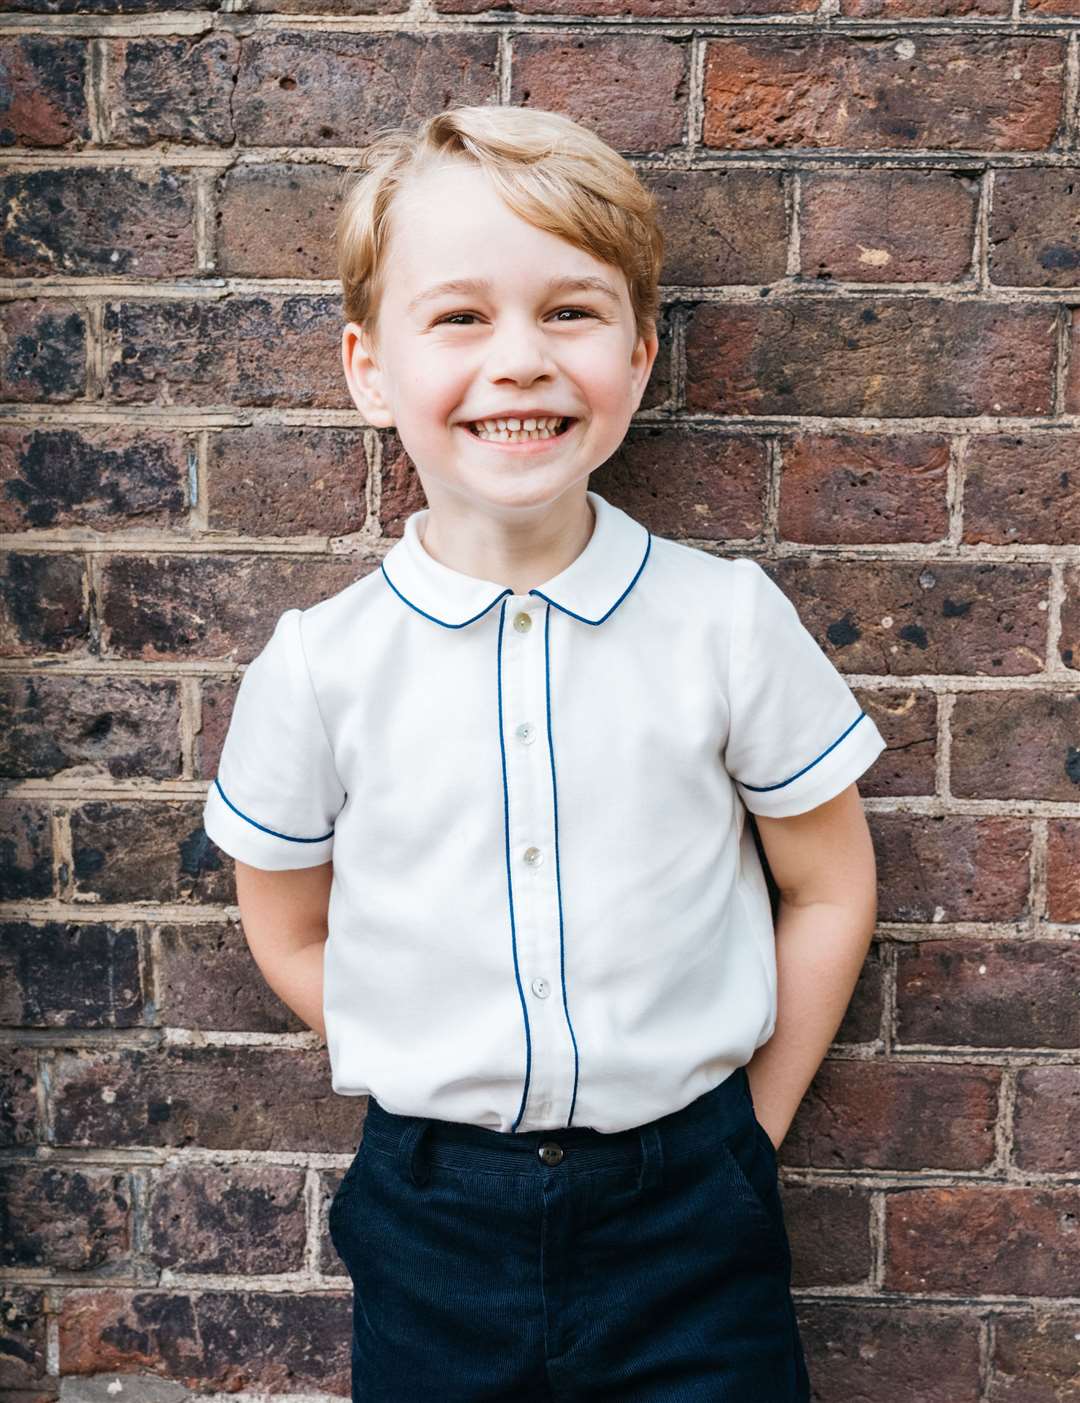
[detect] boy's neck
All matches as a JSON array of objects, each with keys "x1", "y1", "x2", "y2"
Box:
[{"x1": 418, "y1": 493, "x2": 596, "y2": 597}]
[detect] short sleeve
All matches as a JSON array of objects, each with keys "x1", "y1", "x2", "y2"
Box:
[
  {"x1": 202, "y1": 608, "x2": 346, "y2": 870},
  {"x1": 724, "y1": 559, "x2": 887, "y2": 818}
]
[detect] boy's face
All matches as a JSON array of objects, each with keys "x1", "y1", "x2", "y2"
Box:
[{"x1": 341, "y1": 159, "x2": 659, "y2": 519}]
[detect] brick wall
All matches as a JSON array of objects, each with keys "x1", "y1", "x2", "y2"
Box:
[{"x1": 2, "y1": 0, "x2": 1079, "y2": 1397}]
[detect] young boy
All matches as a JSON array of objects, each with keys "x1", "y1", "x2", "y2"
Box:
[{"x1": 202, "y1": 103, "x2": 887, "y2": 1401}]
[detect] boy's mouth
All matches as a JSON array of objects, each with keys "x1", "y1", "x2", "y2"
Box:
[{"x1": 464, "y1": 415, "x2": 575, "y2": 444}]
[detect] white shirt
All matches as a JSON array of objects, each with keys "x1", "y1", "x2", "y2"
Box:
[{"x1": 202, "y1": 489, "x2": 887, "y2": 1134}]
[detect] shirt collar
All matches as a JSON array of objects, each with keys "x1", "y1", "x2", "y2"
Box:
[{"x1": 379, "y1": 489, "x2": 652, "y2": 630}]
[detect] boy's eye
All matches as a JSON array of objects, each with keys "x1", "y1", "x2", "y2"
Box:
[{"x1": 433, "y1": 307, "x2": 597, "y2": 327}]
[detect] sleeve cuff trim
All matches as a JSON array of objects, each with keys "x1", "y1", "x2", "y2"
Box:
[
  {"x1": 739, "y1": 711, "x2": 870, "y2": 793},
  {"x1": 213, "y1": 777, "x2": 335, "y2": 843}
]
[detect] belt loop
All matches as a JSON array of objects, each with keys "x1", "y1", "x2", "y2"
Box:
[
  {"x1": 636, "y1": 1124, "x2": 663, "y2": 1192},
  {"x1": 399, "y1": 1120, "x2": 431, "y2": 1187}
]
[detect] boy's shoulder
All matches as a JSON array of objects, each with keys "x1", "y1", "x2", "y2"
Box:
[{"x1": 645, "y1": 526, "x2": 759, "y2": 597}]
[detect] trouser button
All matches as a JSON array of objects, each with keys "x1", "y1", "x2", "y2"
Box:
[{"x1": 538, "y1": 1142, "x2": 564, "y2": 1165}]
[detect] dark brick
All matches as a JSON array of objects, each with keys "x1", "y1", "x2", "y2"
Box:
[
  {"x1": 703, "y1": 35, "x2": 1065, "y2": 151},
  {"x1": 843, "y1": 0, "x2": 1007, "y2": 13},
  {"x1": 155, "y1": 920, "x2": 307, "y2": 1033},
  {"x1": 833, "y1": 940, "x2": 885, "y2": 1045},
  {"x1": 964, "y1": 433, "x2": 1080, "y2": 545},
  {"x1": 783, "y1": 1182, "x2": 872, "y2": 1287},
  {"x1": 797, "y1": 1302, "x2": 982, "y2": 1402},
  {"x1": 855, "y1": 688, "x2": 937, "y2": 799},
  {"x1": 642, "y1": 169, "x2": 787, "y2": 286},
  {"x1": 0, "y1": 674, "x2": 181, "y2": 781},
  {"x1": 871, "y1": 813, "x2": 1031, "y2": 923},
  {"x1": 233, "y1": 32, "x2": 498, "y2": 148},
  {"x1": 1013, "y1": 1065, "x2": 1080, "y2": 1173},
  {"x1": 989, "y1": 1311, "x2": 1080, "y2": 1401},
  {"x1": 685, "y1": 299, "x2": 1055, "y2": 417},
  {"x1": 0, "y1": 552, "x2": 89, "y2": 657},
  {"x1": 885, "y1": 1184, "x2": 1080, "y2": 1295},
  {"x1": 0, "y1": 300, "x2": 86, "y2": 403},
  {"x1": 897, "y1": 939, "x2": 1080, "y2": 1049},
  {"x1": 990, "y1": 167, "x2": 1080, "y2": 286},
  {"x1": 510, "y1": 34, "x2": 689, "y2": 153},
  {"x1": 778, "y1": 431, "x2": 950, "y2": 543},
  {"x1": 801, "y1": 170, "x2": 978, "y2": 283},
  {"x1": 1046, "y1": 820, "x2": 1080, "y2": 922},
  {"x1": 99, "y1": 552, "x2": 373, "y2": 661},
  {"x1": 0, "y1": 168, "x2": 195, "y2": 278},
  {"x1": 785, "y1": 1059, "x2": 1000, "y2": 1171},
  {"x1": 952, "y1": 690, "x2": 1080, "y2": 801},
  {"x1": 207, "y1": 425, "x2": 367, "y2": 537},
  {"x1": 248, "y1": 0, "x2": 407, "y2": 12},
  {"x1": 50, "y1": 1045, "x2": 359, "y2": 1151},
  {"x1": 0, "y1": 1288, "x2": 49, "y2": 1394},
  {"x1": 0, "y1": 426, "x2": 188, "y2": 533},
  {"x1": 148, "y1": 1163, "x2": 306, "y2": 1273},
  {"x1": 441, "y1": 0, "x2": 813, "y2": 14},
  {"x1": 766, "y1": 557, "x2": 1050, "y2": 677},
  {"x1": 1061, "y1": 323, "x2": 1080, "y2": 414},
  {"x1": 58, "y1": 1288, "x2": 351, "y2": 1392},
  {"x1": 0, "y1": 802, "x2": 52, "y2": 902},
  {"x1": 102, "y1": 296, "x2": 347, "y2": 409},
  {"x1": 0, "y1": 37, "x2": 89, "y2": 147},
  {"x1": 196, "y1": 674, "x2": 235, "y2": 780},
  {"x1": 594, "y1": 425, "x2": 769, "y2": 541},
  {"x1": 0, "y1": 1164, "x2": 130, "y2": 1270},
  {"x1": 0, "y1": 921, "x2": 144, "y2": 1028},
  {"x1": 214, "y1": 162, "x2": 345, "y2": 279},
  {"x1": 0, "y1": 1048, "x2": 38, "y2": 1148},
  {"x1": 69, "y1": 800, "x2": 231, "y2": 905},
  {"x1": 105, "y1": 33, "x2": 238, "y2": 146},
  {"x1": 639, "y1": 302, "x2": 674, "y2": 411}
]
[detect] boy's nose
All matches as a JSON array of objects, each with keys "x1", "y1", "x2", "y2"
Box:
[{"x1": 483, "y1": 320, "x2": 557, "y2": 382}]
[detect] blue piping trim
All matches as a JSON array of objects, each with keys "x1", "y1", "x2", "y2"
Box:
[
  {"x1": 544, "y1": 601, "x2": 581, "y2": 1128},
  {"x1": 496, "y1": 598, "x2": 533, "y2": 1134},
  {"x1": 740, "y1": 711, "x2": 870, "y2": 792},
  {"x1": 213, "y1": 777, "x2": 333, "y2": 843},
  {"x1": 381, "y1": 561, "x2": 511, "y2": 629},
  {"x1": 528, "y1": 529, "x2": 652, "y2": 625}
]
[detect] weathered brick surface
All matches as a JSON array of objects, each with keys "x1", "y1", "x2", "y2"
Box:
[
  {"x1": 703, "y1": 36, "x2": 1066, "y2": 151},
  {"x1": 0, "y1": 921, "x2": 144, "y2": 1028},
  {"x1": 5, "y1": 0, "x2": 1080, "y2": 1389},
  {"x1": 207, "y1": 425, "x2": 367, "y2": 536},
  {"x1": 896, "y1": 938, "x2": 1080, "y2": 1048},
  {"x1": 800, "y1": 171, "x2": 978, "y2": 284},
  {"x1": 0, "y1": 426, "x2": 189, "y2": 533},
  {"x1": 685, "y1": 298, "x2": 1056, "y2": 417}
]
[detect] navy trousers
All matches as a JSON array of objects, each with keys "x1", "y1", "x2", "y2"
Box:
[{"x1": 328, "y1": 1063, "x2": 811, "y2": 1402}]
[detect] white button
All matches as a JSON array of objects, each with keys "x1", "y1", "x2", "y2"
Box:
[
  {"x1": 513, "y1": 612, "x2": 532, "y2": 633},
  {"x1": 531, "y1": 977, "x2": 550, "y2": 998},
  {"x1": 523, "y1": 846, "x2": 543, "y2": 867},
  {"x1": 516, "y1": 722, "x2": 536, "y2": 745}
]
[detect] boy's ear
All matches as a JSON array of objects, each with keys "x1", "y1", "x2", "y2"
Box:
[
  {"x1": 341, "y1": 321, "x2": 395, "y2": 428},
  {"x1": 630, "y1": 323, "x2": 660, "y2": 406}
]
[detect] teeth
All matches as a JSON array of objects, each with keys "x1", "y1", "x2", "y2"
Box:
[{"x1": 469, "y1": 415, "x2": 569, "y2": 443}]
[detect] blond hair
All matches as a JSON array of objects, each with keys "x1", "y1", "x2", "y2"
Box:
[{"x1": 334, "y1": 104, "x2": 664, "y2": 349}]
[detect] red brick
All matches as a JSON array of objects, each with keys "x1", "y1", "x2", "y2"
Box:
[
  {"x1": 783, "y1": 1182, "x2": 873, "y2": 1287},
  {"x1": 0, "y1": 37, "x2": 89, "y2": 147},
  {"x1": 214, "y1": 162, "x2": 345, "y2": 280},
  {"x1": 964, "y1": 434, "x2": 1080, "y2": 545},
  {"x1": 684, "y1": 298, "x2": 1055, "y2": 417},
  {"x1": 784, "y1": 1059, "x2": 1000, "y2": 1170},
  {"x1": 989, "y1": 1311, "x2": 1080, "y2": 1402},
  {"x1": 148, "y1": 1163, "x2": 307, "y2": 1272},
  {"x1": 1063, "y1": 319, "x2": 1080, "y2": 414},
  {"x1": 0, "y1": 1288, "x2": 49, "y2": 1394},
  {"x1": 871, "y1": 813, "x2": 1031, "y2": 923},
  {"x1": 207, "y1": 425, "x2": 367, "y2": 537},
  {"x1": 856, "y1": 689, "x2": 938, "y2": 799},
  {"x1": 800, "y1": 170, "x2": 978, "y2": 283},
  {"x1": 510, "y1": 34, "x2": 689, "y2": 152},
  {"x1": 643, "y1": 169, "x2": 787, "y2": 286},
  {"x1": 105, "y1": 34, "x2": 239, "y2": 146},
  {"x1": 440, "y1": 0, "x2": 812, "y2": 13},
  {"x1": 990, "y1": 167, "x2": 1080, "y2": 286},
  {"x1": 897, "y1": 939, "x2": 1080, "y2": 1048},
  {"x1": 1061, "y1": 562, "x2": 1080, "y2": 669},
  {"x1": 155, "y1": 920, "x2": 308, "y2": 1034},
  {"x1": 0, "y1": 300, "x2": 86, "y2": 404},
  {"x1": 778, "y1": 431, "x2": 950, "y2": 543},
  {"x1": 703, "y1": 35, "x2": 1065, "y2": 152},
  {"x1": 884, "y1": 1184, "x2": 1080, "y2": 1295},
  {"x1": 952, "y1": 690, "x2": 1080, "y2": 801},
  {"x1": 1046, "y1": 820, "x2": 1080, "y2": 922},
  {"x1": 233, "y1": 32, "x2": 497, "y2": 148},
  {"x1": 832, "y1": 939, "x2": 886, "y2": 1045},
  {"x1": 842, "y1": 0, "x2": 1007, "y2": 14},
  {"x1": 1013, "y1": 1065, "x2": 1080, "y2": 1172}
]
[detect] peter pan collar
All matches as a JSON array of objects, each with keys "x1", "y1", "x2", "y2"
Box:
[{"x1": 379, "y1": 489, "x2": 652, "y2": 630}]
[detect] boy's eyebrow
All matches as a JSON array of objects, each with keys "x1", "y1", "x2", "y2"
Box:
[{"x1": 406, "y1": 275, "x2": 623, "y2": 315}]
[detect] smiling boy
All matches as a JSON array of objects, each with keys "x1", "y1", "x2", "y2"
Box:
[{"x1": 202, "y1": 104, "x2": 887, "y2": 1401}]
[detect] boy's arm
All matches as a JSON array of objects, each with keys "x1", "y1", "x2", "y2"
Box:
[
  {"x1": 233, "y1": 859, "x2": 334, "y2": 1040},
  {"x1": 744, "y1": 781, "x2": 879, "y2": 1149}
]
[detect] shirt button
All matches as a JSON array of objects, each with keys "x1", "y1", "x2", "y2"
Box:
[
  {"x1": 513, "y1": 612, "x2": 533, "y2": 633},
  {"x1": 531, "y1": 977, "x2": 550, "y2": 998},
  {"x1": 538, "y1": 1142, "x2": 564, "y2": 1165},
  {"x1": 516, "y1": 722, "x2": 536, "y2": 745},
  {"x1": 523, "y1": 846, "x2": 543, "y2": 867}
]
